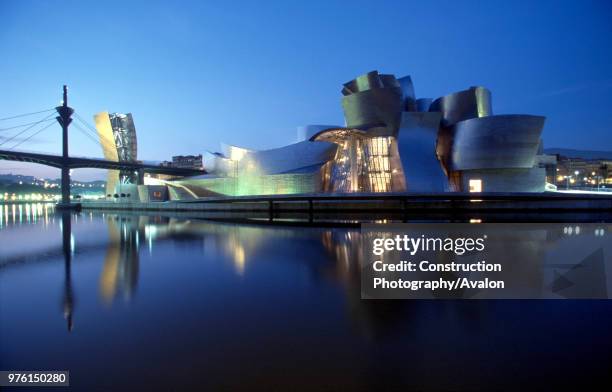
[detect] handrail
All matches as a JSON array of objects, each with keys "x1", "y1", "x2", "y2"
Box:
[{"x1": 177, "y1": 191, "x2": 612, "y2": 204}]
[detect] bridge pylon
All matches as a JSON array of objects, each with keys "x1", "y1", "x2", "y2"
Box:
[{"x1": 55, "y1": 85, "x2": 76, "y2": 209}]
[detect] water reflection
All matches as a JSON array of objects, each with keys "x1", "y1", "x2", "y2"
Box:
[
  {"x1": 2, "y1": 210, "x2": 612, "y2": 331},
  {"x1": 2, "y1": 209, "x2": 612, "y2": 389},
  {"x1": 100, "y1": 215, "x2": 141, "y2": 304},
  {"x1": 0, "y1": 202, "x2": 52, "y2": 227},
  {"x1": 61, "y1": 212, "x2": 74, "y2": 331},
  {"x1": 91, "y1": 217, "x2": 611, "y2": 327}
]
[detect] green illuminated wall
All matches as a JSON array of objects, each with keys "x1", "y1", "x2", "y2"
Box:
[{"x1": 177, "y1": 172, "x2": 320, "y2": 197}]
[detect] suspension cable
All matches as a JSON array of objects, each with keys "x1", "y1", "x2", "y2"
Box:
[
  {"x1": 0, "y1": 112, "x2": 56, "y2": 146},
  {"x1": 80, "y1": 122, "x2": 114, "y2": 149},
  {"x1": 0, "y1": 118, "x2": 55, "y2": 132},
  {"x1": 74, "y1": 112, "x2": 101, "y2": 135},
  {"x1": 0, "y1": 108, "x2": 55, "y2": 122},
  {"x1": 72, "y1": 122, "x2": 106, "y2": 150},
  {"x1": 8, "y1": 121, "x2": 56, "y2": 150},
  {"x1": 73, "y1": 113, "x2": 115, "y2": 148}
]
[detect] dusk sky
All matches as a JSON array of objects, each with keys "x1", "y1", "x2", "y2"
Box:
[{"x1": 1, "y1": 0, "x2": 611, "y2": 180}]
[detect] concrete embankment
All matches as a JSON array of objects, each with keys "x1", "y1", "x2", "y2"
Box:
[{"x1": 79, "y1": 192, "x2": 612, "y2": 213}]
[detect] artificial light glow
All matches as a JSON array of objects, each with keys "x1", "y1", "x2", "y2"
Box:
[{"x1": 469, "y1": 179, "x2": 482, "y2": 193}]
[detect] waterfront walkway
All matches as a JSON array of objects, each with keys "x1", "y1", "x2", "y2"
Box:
[{"x1": 79, "y1": 192, "x2": 612, "y2": 213}]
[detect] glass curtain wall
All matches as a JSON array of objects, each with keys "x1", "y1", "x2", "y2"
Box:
[{"x1": 318, "y1": 130, "x2": 395, "y2": 193}]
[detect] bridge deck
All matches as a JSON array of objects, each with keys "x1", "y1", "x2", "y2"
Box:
[{"x1": 0, "y1": 149, "x2": 205, "y2": 176}]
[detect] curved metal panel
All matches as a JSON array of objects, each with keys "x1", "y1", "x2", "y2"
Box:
[
  {"x1": 221, "y1": 144, "x2": 253, "y2": 161},
  {"x1": 341, "y1": 71, "x2": 403, "y2": 134},
  {"x1": 448, "y1": 114, "x2": 545, "y2": 171},
  {"x1": 429, "y1": 86, "x2": 492, "y2": 127},
  {"x1": 416, "y1": 98, "x2": 432, "y2": 112},
  {"x1": 109, "y1": 113, "x2": 137, "y2": 162},
  {"x1": 94, "y1": 111, "x2": 138, "y2": 195},
  {"x1": 238, "y1": 140, "x2": 337, "y2": 176},
  {"x1": 341, "y1": 87, "x2": 403, "y2": 133},
  {"x1": 398, "y1": 75, "x2": 417, "y2": 111},
  {"x1": 342, "y1": 70, "x2": 399, "y2": 95},
  {"x1": 297, "y1": 125, "x2": 341, "y2": 142},
  {"x1": 93, "y1": 112, "x2": 119, "y2": 162},
  {"x1": 203, "y1": 151, "x2": 233, "y2": 176},
  {"x1": 396, "y1": 112, "x2": 448, "y2": 192},
  {"x1": 379, "y1": 74, "x2": 401, "y2": 89},
  {"x1": 309, "y1": 127, "x2": 367, "y2": 142}
]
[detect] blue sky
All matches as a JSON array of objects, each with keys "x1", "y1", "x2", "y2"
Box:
[{"x1": 1, "y1": 0, "x2": 611, "y2": 180}]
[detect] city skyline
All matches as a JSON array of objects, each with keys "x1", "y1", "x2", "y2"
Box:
[{"x1": 1, "y1": 0, "x2": 611, "y2": 180}]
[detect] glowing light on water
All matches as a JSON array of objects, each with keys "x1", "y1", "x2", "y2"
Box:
[
  {"x1": 145, "y1": 225, "x2": 158, "y2": 253},
  {"x1": 70, "y1": 234, "x2": 75, "y2": 255},
  {"x1": 233, "y1": 244, "x2": 246, "y2": 276}
]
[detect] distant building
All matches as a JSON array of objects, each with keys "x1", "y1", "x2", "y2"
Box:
[
  {"x1": 161, "y1": 155, "x2": 203, "y2": 170},
  {"x1": 545, "y1": 149, "x2": 612, "y2": 189},
  {"x1": 0, "y1": 174, "x2": 37, "y2": 184}
]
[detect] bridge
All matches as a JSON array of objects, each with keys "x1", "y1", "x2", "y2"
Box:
[
  {"x1": 0, "y1": 149, "x2": 204, "y2": 175},
  {"x1": 0, "y1": 85, "x2": 205, "y2": 207}
]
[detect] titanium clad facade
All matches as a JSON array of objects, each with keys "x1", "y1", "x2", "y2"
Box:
[
  {"x1": 203, "y1": 151, "x2": 233, "y2": 176},
  {"x1": 109, "y1": 113, "x2": 137, "y2": 162},
  {"x1": 449, "y1": 115, "x2": 545, "y2": 171},
  {"x1": 94, "y1": 111, "x2": 139, "y2": 196},
  {"x1": 396, "y1": 112, "x2": 448, "y2": 192},
  {"x1": 297, "y1": 125, "x2": 341, "y2": 142},
  {"x1": 416, "y1": 98, "x2": 433, "y2": 113},
  {"x1": 397, "y1": 76, "x2": 417, "y2": 111},
  {"x1": 423, "y1": 82, "x2": 546, "y2": 192},
  {"x1": 430, "y1": 86, "x2": 492, "y2": 127},
  {"x1": 235, "y1": 140, "x2": 337, "y2": 176},
  {"x1": 174, "y1": 140, "x2": 337, "y2": 196},
  {"x1": 341, "y1": 71, "x2": 403, "y2": 134},
  {"x1": 169, "y1": 70, "x2": 549, "y2": 197}
]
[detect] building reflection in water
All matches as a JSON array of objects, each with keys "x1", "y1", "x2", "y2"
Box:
[
  {"x1": 4, "y1": 205, "x2": 606, "y2": 337},
  {"x1": 99, "y1": 216, "x2": 142, "y2": 305},
  {"x1": 92, "y1": 216, "x2": 612, "y2": 302}
]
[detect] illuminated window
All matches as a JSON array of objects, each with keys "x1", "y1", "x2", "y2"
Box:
[
  {"x1": 364, "y1": 137, "x2": 392, "y2": 192},
  {"x1": 469, "y1": 179, "x2": 482, "y2": 193},
  {"x1": 322, "y1": 132, "x2": 395, "y2": 193}
]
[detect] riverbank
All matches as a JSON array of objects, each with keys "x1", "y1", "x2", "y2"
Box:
[{"x1": 78, "y1": 192, "x2": 612, "y2": 213}]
